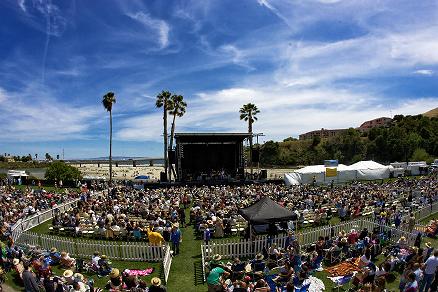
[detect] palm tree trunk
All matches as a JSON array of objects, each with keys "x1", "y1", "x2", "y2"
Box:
[
  {"x1": 249, "y1": 119, "x2": 253, "y2": 176},
  {"x1": 163, "y1": 104, "x2": 168, "y2": 181},
  {"x1": 169, "y1": 113, "x2": 177, "y2": 181},
  {"x1": 109, "y1": 110, "x2": 113, "y2": 186}
]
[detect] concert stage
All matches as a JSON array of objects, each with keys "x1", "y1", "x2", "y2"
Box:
[{"x1": 174, "y1": 133, "x2": 249, "y2": 182}]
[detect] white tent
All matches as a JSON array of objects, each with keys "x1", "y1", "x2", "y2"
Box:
[
  {"x1": 348, "y1": 160, "x2": 391, "y2": 181},
  {"x1": 284, "y1": 164, "x2": 350, "y2": 185},
  {"x1": 284, "y1": 160, "x2": 391, "y2": 185}
]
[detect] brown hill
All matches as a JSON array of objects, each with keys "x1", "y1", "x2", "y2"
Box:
[{"x1": 423, "y1": 107, "x2": 438, "y2": 118}]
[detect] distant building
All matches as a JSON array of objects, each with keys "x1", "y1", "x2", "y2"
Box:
[
  {"x1": 358, "y1": 117, "x2": 392, "y2": 131},
  {"x1": 299, "y1": 128, "x2": 347, "y2": 140}
]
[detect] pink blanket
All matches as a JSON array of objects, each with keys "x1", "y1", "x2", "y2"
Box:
[{"x1": 124, "y1": 268, "x2": 154, "y2": 276}]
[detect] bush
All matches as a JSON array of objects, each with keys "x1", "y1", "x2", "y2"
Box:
[{"x1": 45, "y1": 161, "x2": 82, "y2": 182}]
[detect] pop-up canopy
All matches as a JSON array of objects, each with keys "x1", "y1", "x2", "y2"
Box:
[{"x1": 238, "y1": 196, "x2": 295, "y2": 224}]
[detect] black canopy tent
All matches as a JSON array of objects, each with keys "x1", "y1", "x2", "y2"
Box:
[{"x1": 239, "y1": 197, "x2": 295, "y2": 224}]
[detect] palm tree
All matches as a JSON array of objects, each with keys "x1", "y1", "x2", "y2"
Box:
[
  {"x1": 102, "y1": 92, "x2": 116, "y2": 185},
  {"x1": 168, "y1": 94, "x2": 187, "y2": 180},
  {"x1": 156, "y1": 90, "x2": 172, "y2": 181},
  {"x1": 239, "y1": 103, "x2": 260, "y2": 176}
]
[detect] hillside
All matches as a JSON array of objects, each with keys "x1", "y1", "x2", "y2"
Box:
[
  {"x1": 260, "y1": 114, "x2": 438, "y2": 166},
  {"x1": 423, "y1": 107, "x2": 438, "y2": 118}
]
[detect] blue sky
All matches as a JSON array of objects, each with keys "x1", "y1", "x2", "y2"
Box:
[{"x1": 0, "y1": 0, "x2": 437, "y2": 159}]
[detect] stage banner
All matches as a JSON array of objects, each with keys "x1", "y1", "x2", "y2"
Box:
[
  {"x1": 324, "y1": 160, "x2": 339, "y2": 167},
  {"x1": 326, "y1": 167, "x2": 337, "y2": 177}
]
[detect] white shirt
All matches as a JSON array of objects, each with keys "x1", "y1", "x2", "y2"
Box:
[{"x1": 424, "y1": 255, "x2": 438, "y2": 275}]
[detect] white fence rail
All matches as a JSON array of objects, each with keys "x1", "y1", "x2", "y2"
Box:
[
  {"x1": 201, "y1": 218, "x2": 423, "y2": 262},
  {"x1": 16, "y1": 231, "x2": 169, "y2": 262},
  {"x1": 10, "y1": 198, "x2": 81, "y2": 241},
  {"x1": 414, "y1": 201, "x2": 438, "y2": 223},
  {"x1": 162, "y1": 245, "x2": 172, "y2": 283}
]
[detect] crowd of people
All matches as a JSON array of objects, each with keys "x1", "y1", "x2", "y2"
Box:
[
  {"x1": 0, "y1": 185, "x2": 80, "y2": 240},
  {"x1": 0, "y1": 241, "x2": 167, "y2": 292},
  {"x1": 0, "y1": 173, "x2": 437, "y2": 291},
  {"x1": 205, "y1": 225, "x2": 438, "y2": 292}
]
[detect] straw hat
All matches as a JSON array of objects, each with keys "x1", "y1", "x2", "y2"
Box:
[
  {"x1": 256, "y1": 253, "x2": 264, "y2": 260},
  {"x1": 173, "y1": 222, "x2": 179, "y2": 228},
  {"x1": 213, "y1": 254, "x2": 222, "y2": 261},
  {"x1": 12, "y1": 258, "x2": 20, "y2": 266},
  {"x1": 425, "y1": 242, "x2": 432, "y2": 248},
  {"x1": 63, "y1": 270, "x2": 74, "y2": 278},
  {"x1": 101, "y1": 255, "x2": 107, "y2": 259},
  {"x1": 74, "y1": 273, "x2": 85, "y2": 282},
  {"x1": 400, "y1": 236, "x2": 406, "y2": 241},
  {"x1": 109, "y1": 268, "x2": 120, "y2": 278},
  {"x1": 151, "y1": 277, "x2": 161, "y2": 286},
  {"x1": 50, "y1": 247, "x2": 57, "y2": 253}
]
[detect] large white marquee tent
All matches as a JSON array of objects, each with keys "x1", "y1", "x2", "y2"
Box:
[{"x1": 284, "y1": 160, "x2": 392, "y2": 185}]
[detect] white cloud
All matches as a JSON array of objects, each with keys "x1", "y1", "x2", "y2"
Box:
[
  {"x1": 0, "y1": 86, "x2": 100, "y2": 142},
  {"x1": 127, "y1": 12, "x2": 170, "y2": 49},
  {"x1": 414, "y1": 69, "x2": 434, "y2": 76}
]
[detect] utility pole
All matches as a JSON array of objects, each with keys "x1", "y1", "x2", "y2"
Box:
[{"x1": 253, "y1": 133, "x2": 265, "y2": 172}]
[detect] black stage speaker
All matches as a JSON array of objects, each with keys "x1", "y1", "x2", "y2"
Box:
[
  {"x1": 160, "y1": 171, "x2": 167, "y2": 182},
  {"x1": 251, "y1": 148, "x2": 260, "y2": 163},
  {"x1": 168, "y1": 150, "x2": 176, "y2": 164},
  {"x1": 260, "y1": 169, "x2": 267, "y2": 179}
]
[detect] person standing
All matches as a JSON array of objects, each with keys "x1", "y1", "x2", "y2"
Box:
[
  {"x1": 421, "y1": 250, "x2": 438, "y2": 292},
  {"x1": 22, "y1": 262, "x2": 40, "y2": 292},
  {"x1": 170, "y1": 223, "x2": 182, "y2": 255}
]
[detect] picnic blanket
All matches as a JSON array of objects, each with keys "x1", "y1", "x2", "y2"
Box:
[
  {"x1": 325, "y1": 259, "x2": 361, "y2": 277},
  {"x1": 124, "y1": 268, "x2": 154, "y2": 276},
  {"x1": 265, "y1": 275, "x2": 325, "y2": 292}
]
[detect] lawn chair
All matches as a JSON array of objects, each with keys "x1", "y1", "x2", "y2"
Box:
[{"x1": 330, "y1": 250, "x2": 342, "y2": 265}]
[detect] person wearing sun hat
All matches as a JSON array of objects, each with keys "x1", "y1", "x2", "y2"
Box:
[
  {"x1": 49, "y1": 247, "x2": 61, "y2": 264},
  {"x1": 148, "y1": 277, "x2": 167, "y2": 292},
  {"x1": 63, "y1": 269, "x2": 74, "y2": 285},
  {"x1": 106, "y1": 268, "x2": 123, "y2": 290},
  {"x1": 12, "y1": 258, "x2": 24, "y2": 279},
  {"x1": 207, "y1": 262, "x2": 229, "y2": 292}
]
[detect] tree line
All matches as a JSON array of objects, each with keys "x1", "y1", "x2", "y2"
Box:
[{"x1": 259, "y1": 114, "x2": 438, "y2": 166}]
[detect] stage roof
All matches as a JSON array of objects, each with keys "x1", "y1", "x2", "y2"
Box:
[{"x1": 175, "y1": 133, "x2": 250, "y2": 142}]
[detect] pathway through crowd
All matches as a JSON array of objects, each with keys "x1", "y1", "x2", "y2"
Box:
[{"x1": 166, "y1": 206, "x2": 206, "y2": 292}]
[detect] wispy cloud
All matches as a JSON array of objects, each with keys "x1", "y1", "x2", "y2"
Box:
[
  {"x1": 17, "y1": 0, "x2": 26, "y2": 12},
  {"x1": 127, "y1": 12, "x2": 170, "y2": 49},
  {"x1": 414, "y1": 69, "x2": 434, "y2": 76},
  {"x1": 0, "y1": 86, "x2": 99, "y2": 142}
]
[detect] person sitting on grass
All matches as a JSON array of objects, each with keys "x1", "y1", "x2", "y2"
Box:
[
  {"x1": 98, "y1": 255, "x2": 112, "y2": 277},
  {"x1": 60, "y1": 251, "x2": 76, "y2": 268},
  {"x1": 49, "y1": 247, "x2": 61, "y2": 265},
  {"x1": 148, "y1": 277, "x2": 167, "y2": 292},
  {"x1": 12, "y1": 258, "x2": 24, "y2": 280},
  {"x1": 106, "y1": 268, "x2": 122, "y2": 291},
  {"x1": 272, "y1": 260, "x2": 294, "y2": 285},
  {"x1": 207, "y1": 265, "x2": 229, "y2": 292}
]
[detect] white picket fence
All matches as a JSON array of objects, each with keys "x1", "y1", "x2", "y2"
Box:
[
  {"x1": 11, "y1": 198, "x2": 81, "y2": 241},
  {"x1": 16, "y1": 231, "x2": 169, "y2": 262},
  {"x1": 162, "y1": 244, "x2": 172, "y2": 283},
  {"x1": 201, "y1": 217, "x2": 422, "y2": 261},
  {"x1": 414, "y1": 201, "x2": 438, "y2": 222}
]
